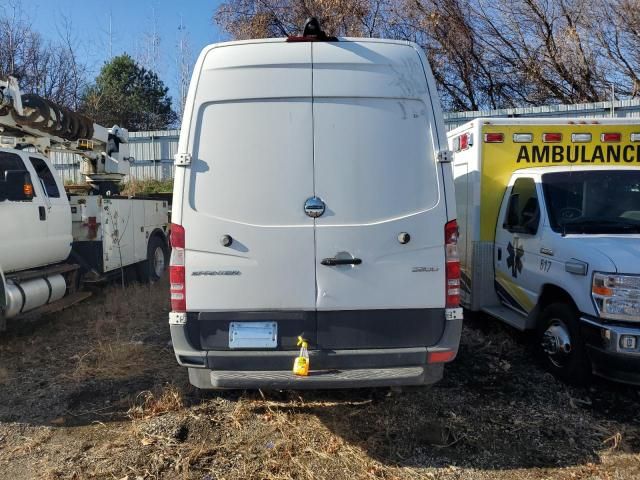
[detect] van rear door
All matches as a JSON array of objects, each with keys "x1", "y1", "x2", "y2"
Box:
[
  {"x1": 312, "y1": 42, "x2": 447, "y2": 346},
  {"x1": 183, "y1": 42, "x2": 316, "y2": 315}
]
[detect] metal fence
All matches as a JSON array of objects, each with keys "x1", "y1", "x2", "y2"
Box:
[
  {"x1": 51, "y1": 99, "x2": 640, "y2": 182},
  {"x1": 443, "y1": 98, "x2": 640, "y2": 130},
  {"x1": 51, "y1": 130, "x2": 180, "y2": 184}
]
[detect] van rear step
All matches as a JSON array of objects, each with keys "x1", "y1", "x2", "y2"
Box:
[{"x1": 189, "y1": 365, "x2": 444, "y2": 390}]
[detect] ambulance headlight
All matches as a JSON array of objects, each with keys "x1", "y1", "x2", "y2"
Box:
[{"x1": 592, "y1": 273, "x2": 640, "y2": 321}]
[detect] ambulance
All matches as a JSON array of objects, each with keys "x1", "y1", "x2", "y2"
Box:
[{"x1": 449, "y1": 118, "x2": 640, "y2": 385}]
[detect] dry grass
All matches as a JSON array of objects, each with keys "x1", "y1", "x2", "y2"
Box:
[
  {"x1": 128, "y1": 384, "x2": 185, "y2": 420},
  {"x1": 70, "y1": 340, "x2": 150, "y2": 381},
  {"x1": 64, "y1": 281, "x2": 170, "y2": 381},
  {"x1": 1, "y1": 278, "x2": 639, "y2": 480}
]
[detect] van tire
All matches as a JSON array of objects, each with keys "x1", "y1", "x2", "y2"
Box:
[
  {"x1": 137, "y1": 235, "x2": 169, "y2": 283},
  {"x1": 535, "y1": 302, "x2": 591, "y2": 385}
]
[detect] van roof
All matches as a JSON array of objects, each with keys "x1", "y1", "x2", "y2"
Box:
[{"x1": 198, "y1": 37, "x2": 418, "y2": 53}]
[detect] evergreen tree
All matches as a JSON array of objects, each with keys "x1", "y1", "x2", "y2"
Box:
[{"x1": 81, "y1": 55, "x2": 177, "y2": 131}]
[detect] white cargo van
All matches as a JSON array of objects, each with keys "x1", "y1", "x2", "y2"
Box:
[{"x1": 169, "y1": 22, "x2": 462, "y2": 389}]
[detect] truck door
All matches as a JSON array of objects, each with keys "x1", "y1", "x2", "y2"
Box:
[
  {"x1": 27, "y1": 156, "x2": 72, "y2": 265},
  {"x1": 311, "y1": 42, "x2": 447, "y2": 348},
  {"x1": 0, "y1": 151, "x2": 50, "y2": 272},
  {"x1": 495, "y1": 176, "x2": 543, "y2": 314}
]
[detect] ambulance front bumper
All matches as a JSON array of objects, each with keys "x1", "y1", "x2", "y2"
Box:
[{"x1": 581, "y1": 316, "x2": 640, "y2": 385}]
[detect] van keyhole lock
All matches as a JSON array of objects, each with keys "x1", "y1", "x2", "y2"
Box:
[
  {"x1": 220, "y1": 235, "x2": 233, "y2": 247},
  {"x1": 398, "y1": 232, "x2": 411, "y2": 244},
  {"x1": 304, "y1": 196, "x2": 326, "y2": 218}
]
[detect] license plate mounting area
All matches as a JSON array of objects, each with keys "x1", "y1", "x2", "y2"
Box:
[{"x1": 228, "y1": 321, "x2": 278, "y2": 349}]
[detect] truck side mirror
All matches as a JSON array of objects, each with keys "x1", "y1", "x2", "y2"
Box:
[
  {"x1": 521, "y1": 198, "x2": 540, "y2": 234},
  {"x1": 503, "y1": 193, "x2": 520, "y2": 230},
  {"x1": 5, "y1": 170, "x2": 34, "y2": 201}
]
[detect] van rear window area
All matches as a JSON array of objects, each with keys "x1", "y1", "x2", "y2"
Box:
[
  {"x1": 313, "y1": 98, "x2": 439, "y2": 224},
  {"x1": 189, "y1": 97, "x2": 439, "y2": 225},
  {"x1": 190, "y1": 99, "x2": 315, "y2": 226}
]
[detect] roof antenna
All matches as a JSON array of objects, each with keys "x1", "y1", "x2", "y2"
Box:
[
  {"x1": 303, "y1": 17, "x2": 323, "y2": 37},
  {"x1": 287, "y1": 17, "x2": 337, "y2": 42}
]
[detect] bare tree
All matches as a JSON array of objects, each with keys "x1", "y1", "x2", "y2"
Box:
[
  {"x1": 135, "y1": 1, "x2": 162, "y2": 74},
  {"x1": 215, "y1": 0, "x2": 394, "y2": 39},
  {"x1": 214, "y1": 0, "x2": 640, "y2": 109},
  {"x1": 0, "y1": 1, "x2": 87, "y2": 109},
  {"x1": 593, "y1": 0, "x2": 640, "y2": 97}
]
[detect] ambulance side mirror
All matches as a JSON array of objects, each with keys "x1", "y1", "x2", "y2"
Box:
[
  {"x1": 503, "y1": 193, "x2": 520, "y2": 231},
  {"x1": 521, "y1": 198, "x2": 540, "y2": 234},
  {"x1": 504, "y1": 192, "x2": 540, "y2": 235}
]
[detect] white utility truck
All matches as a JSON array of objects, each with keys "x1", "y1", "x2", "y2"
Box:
[
  {"x1": 169, "y1": 19, "x2": 463, "y2": 389},
  {"x1": 449, "y1": 118, "x2": 640, "y2": 385},
  {"x1": 0, "y1": 76, "x2": 170, "y2": 331}
]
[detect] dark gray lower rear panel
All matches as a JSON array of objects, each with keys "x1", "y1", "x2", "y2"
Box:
[{"x1": 193, "y1": 308, "x2": 445, "y2": 351}]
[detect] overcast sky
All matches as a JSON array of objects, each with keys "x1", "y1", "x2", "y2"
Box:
[{"x1": 24, "y1": 0, "x2": 226, "y2": 105}]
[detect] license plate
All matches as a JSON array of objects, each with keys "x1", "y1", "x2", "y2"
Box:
[{"x1": 229, "y1": 322, "x2": 278, "y2": 349}]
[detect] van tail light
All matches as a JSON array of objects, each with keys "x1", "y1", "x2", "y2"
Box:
[
  {"x1": 169, "y1": 223, "x2": 186, "y2": 312},
  {"x1": 445, "y1": 220, "x2": 461, "y2": 308},
  {"x1": 427, "y1": 349, "x2": 456, "y2": 364}
]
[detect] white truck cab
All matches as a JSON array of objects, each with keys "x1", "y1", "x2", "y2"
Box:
[
  {"x1": 0, "y1": 149, "x2": 71, "y2": 273},
  {"x1": 169, "y1": 22, "x2": 463, "y2": 390},
  {"x1": 0, "y1": 77, "x2": 170, "y2": 329},
  {"x1": 450, "y1": 118, "x2": 640, "y2": 385}
]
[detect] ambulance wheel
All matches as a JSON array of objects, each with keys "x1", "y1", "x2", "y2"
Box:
[
  {"x1": 138, "y1": 235, "x2": 169, "y2": 283},
  {"x1": 535, "y1": 302, "x2": 591, "y2": 385}
]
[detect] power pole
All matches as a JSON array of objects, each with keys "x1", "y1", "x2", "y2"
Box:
[
  {"x1": 109, "y1": 11, "x2": 113, "y2": 59},
  {"x1": 176, "y1": 15, "x2": 192, "y2": 122}
]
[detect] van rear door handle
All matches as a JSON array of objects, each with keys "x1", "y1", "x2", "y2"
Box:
[
  {"x1": 38, "y1": 206, "x2": 46, "y2": 221},
  {"x1": 321, "y1": 257, "x2": 362, "y2": 266}
]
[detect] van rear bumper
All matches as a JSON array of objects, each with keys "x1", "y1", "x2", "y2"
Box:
[
  {"x1": 170, "y1": 309, "x2": 463, "y2": 389},
  {"x1": 188, "y1": 364, "x2": 442, "y2": 389}
]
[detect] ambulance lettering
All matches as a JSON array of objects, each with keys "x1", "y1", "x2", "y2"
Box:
[{"x1": 516, "y1": 145, "x2": 640, "y2": 163}]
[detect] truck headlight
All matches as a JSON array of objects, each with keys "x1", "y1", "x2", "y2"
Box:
[{"x1": 592, "y1": 273, "x2": 640, "y2": 321}]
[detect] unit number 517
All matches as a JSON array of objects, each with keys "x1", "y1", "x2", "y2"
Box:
[{"x1": 540, "y1": 259, "x2": 552, "y2": 272}]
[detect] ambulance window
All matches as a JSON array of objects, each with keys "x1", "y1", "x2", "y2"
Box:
[
  {"x1": 29, "y1": 157, "x2": 60, "y2": 198},
  {"x1": 504, "y1": 178, "x2": 540, "y2": 234}
]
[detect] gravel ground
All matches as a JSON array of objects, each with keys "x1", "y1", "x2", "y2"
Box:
[{"x1": 0, "y1": 279, "x2": 638, "y2": 479}]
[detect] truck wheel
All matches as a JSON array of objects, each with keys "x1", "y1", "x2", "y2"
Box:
[
  {"x1": 138, "y1": 235, "x2": 169, "y2": 283},
  {"x1": 535, "y1": 302, "x2": 591, "y2": 385}
]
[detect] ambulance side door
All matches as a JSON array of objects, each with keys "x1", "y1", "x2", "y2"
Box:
[{"x1": 494, "y1": 176, "x2": 544, "y2": 314}]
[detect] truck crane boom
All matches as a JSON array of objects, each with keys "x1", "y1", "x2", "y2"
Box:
[{"x1": 0, "y1": 76, "x2": 132, "y2": 195}]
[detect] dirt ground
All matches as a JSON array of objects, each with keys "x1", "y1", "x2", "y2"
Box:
[{"x1": 0, "y1": 280, "x2": 638, "y2": 480}]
